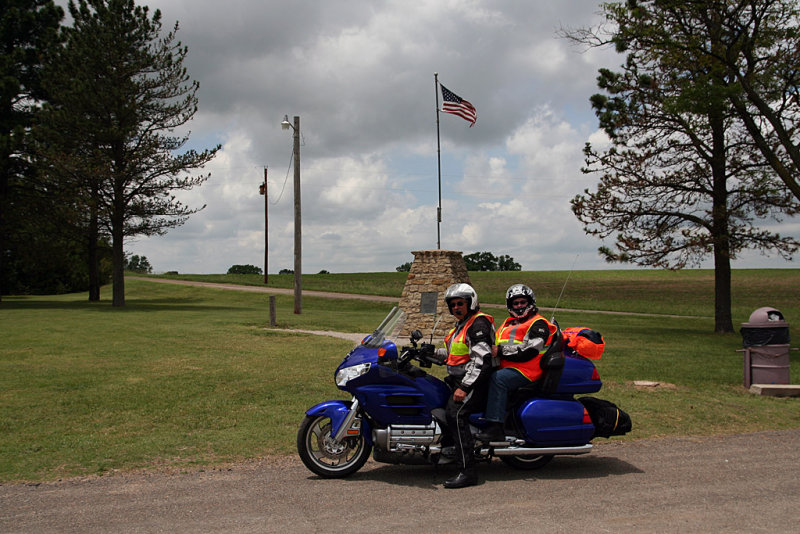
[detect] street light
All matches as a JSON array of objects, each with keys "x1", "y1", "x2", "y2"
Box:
[{"x1": 282, "y1": 115, "x2": 302, "y2": 314}]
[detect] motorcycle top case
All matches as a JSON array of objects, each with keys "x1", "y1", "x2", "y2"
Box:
[{"x1": 556, "y1": 355, "x2": 602, "y2": 394}]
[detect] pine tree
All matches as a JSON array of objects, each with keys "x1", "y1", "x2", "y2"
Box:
[
  {"x1": 0, "y1": 0, "x2": 63, "y2": 299},
  {"x1": 40, "y1": 0, "x2": 219, "y2": 306}
]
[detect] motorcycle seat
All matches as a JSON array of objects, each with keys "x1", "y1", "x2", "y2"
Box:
[{"x1": 508, "y1": 350, "x2": 566, "y2": 405}]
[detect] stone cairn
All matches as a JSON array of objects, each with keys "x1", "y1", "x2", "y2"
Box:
[{"x1": 397, "y1": 249, "x2": 471, "y2": 342}]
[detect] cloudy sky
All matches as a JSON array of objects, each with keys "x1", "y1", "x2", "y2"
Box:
[{"x1": 77, "y1": 0, "x2": 798, "y2": 274}]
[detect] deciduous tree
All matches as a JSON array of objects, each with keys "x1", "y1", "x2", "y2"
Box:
[
  {"x1": 125, "y1": 254, "x2": 152, "y2": 274},
  {"x1": 710, "y1": 0, "x2": 800, "y2": 202},
  {"x1": 227, "y1": 264, "x2": 262, "y2": 275},
  {"x1": 464, "y1": 251, "x2": 522, "y2": 271},
  {"x1": 564, "y1": 0, "x2": 799, "y2": 332}
]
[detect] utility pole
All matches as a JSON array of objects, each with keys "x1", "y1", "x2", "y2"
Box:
[
  {"x1": 292, "y1": 116, "x2": 302, "y2": 314},
  {"x1": 259, "y1": 167, "x2": 268, "y2": 284},
  {"x1": 282, "y1": 114, "x2": 302, "y2": 314}
]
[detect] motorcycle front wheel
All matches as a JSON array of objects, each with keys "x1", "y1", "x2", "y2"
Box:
[{"x1": 297, "y1": 414, "x2": 372, "y2": 478}]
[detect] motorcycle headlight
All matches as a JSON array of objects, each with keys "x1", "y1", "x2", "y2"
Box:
[{"x1": 335, "y1": 363, "x2": 371, "y2": 386}]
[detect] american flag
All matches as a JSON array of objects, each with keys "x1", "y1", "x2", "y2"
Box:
[{"x1": 440, "y1": 84, "x2": 477, "y2": 127}]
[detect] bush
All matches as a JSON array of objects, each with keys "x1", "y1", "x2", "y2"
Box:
[
  {"x1": 227, "y1": 264, "x2": 263, "y2": 275},
  {"x1": 464, "y1": 251, "x2": 521, "y2": 271},
  {"x1": 125, "y1": 255, "x2": 153, "y2": 274}
]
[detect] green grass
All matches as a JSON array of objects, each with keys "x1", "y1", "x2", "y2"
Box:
[
  {"x1": 145, "y1": 268, "x2": 800, "y2": 320},
  {"x1": 2, "y1": 270, "x2": 799, "y2": 482}
]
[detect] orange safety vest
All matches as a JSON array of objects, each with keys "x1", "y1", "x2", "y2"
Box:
[
  {"x1": 496, "y1": 314, "x2": 557, "y2": 381},
  {"x1": 444, "y1": 312, "x2": 495, "y2": 366}
]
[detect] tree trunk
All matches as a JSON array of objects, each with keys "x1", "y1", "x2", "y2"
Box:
[
  {"x1": 111, "y1": 199, "x2": 125, "y2": 307},
  {"x1": 0, "y1": 168, "x2": 7, "y2": 302},
  {"x1": 0, "y1": 213, "x2": 4, "y2": 303},
  {"x1": 88, "y1": 230, "x2": 99, "y2": 301},
  {"x1": 714, "y1": 250, "x2": 733, "y2": 333},
  {"x1": 709, "y1": 79, "x2": 734, "y2": 334},
  {"x1": 111, "y1": 228, "x2": 125, "y2": 306},
  {"x1": 87, "y1": 185, "x2": 100, "y2": 301}
]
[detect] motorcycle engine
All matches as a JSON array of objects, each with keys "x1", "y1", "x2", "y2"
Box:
[{"x1": 372, "y1": 422, "x2": 442, "y2": 454}]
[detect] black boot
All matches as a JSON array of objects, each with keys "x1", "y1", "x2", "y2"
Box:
[
  {"x1": 444, "y1": 469, "x2": 477, "y2": 489},
  {"x1": 475, "y1": 422, "x2": 505, "y2": 443}
]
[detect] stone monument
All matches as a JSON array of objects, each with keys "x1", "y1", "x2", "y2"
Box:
[{"x1": 398, "y1": 249, "x2": 471, "y2": 341}]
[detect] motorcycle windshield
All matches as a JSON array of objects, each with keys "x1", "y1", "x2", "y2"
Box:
[{"x1": 362, "y1": 307, "x2": 406, "y2": 348}]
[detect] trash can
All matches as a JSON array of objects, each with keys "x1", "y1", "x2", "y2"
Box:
[{"x1": 738, "y1": 307, "x2": 791, "y2": 388}]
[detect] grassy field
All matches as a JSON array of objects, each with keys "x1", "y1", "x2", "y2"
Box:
[
  {"x1": 147, "y1": 268, "x2": 800, "y2": 318},
  {"x1": 2, "y1": 269, "x2": 799, "y2": 482}
]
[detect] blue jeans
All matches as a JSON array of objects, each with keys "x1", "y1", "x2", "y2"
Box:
[{"x1": 484, "y1": 368, "x2": 531, "y2": 423}]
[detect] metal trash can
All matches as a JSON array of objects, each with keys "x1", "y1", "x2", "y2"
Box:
[{"x1": 738, "y1": 307, "x2": 791, "y2": 388}]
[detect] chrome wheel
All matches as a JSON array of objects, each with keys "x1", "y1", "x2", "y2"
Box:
[{"x1": 297, "y1": 415, "x2": 371, "y2": 478}]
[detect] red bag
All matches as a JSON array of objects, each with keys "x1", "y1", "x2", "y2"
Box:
[{"x1": 563, "y1": 327, "x2": 605, "y2": 359}]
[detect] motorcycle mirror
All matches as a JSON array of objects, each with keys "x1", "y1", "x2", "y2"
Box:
[{"x1": 410, "y1": 330, "x2": 423, "y2": 343}]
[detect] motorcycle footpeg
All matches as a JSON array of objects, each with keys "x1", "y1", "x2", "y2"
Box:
[
  {"x1": 440, "y1": 446, "x2": 456, "y2": 459},
  {"x1": 476, "y1": 434, "x2": 512, "y2": 445},
  {"x1": 436, "y1": 454, "x2": 455, "y2": 465}
]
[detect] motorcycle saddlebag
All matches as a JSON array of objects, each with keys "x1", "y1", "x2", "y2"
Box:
[{"x1": 578, "y1": 396, "x2": 632, "y2": 438}]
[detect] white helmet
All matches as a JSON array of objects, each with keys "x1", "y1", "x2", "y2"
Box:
[
  {"x1": 444, "y1": 283, "x2": 479, "y2": 312},
  {"x1": 506, "y1": 284, "x2": 536, "y2": 318}
]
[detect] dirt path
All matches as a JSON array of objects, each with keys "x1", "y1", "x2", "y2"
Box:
[
  {"x1": 127, "y1": 276, "x2": 706, "y2": 318},
  {"x1": 2, "y1": 429, "x2": 799, "y2": 533},
  {"x1": 126, "y1": 276, "x2": 399, "y2": 303}
]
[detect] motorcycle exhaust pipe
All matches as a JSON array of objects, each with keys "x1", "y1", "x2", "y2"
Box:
[{"x1": 491, "y1": 444, "x2": 593, "y2": 456}]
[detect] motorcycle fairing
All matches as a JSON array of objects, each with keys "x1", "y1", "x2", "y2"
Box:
[
  {"x1": 339, "y1": 342, "x2": 398, "y2": 368},
  {"x1": 353, "y1": 378, "x2": 450, "y2": 427},
  {"x1": 336, "y1": 341, "x2": 451, "y2": 428},
  {"x1": 305, "y1": 399, "x2": 374, "y2": 445}
]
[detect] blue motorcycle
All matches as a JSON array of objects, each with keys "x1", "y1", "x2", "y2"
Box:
[{"x1": 297, "y1": 308, "x2": 630, "y2": 478}]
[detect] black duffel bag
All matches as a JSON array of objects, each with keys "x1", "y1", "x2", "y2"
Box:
[{"x1": 579, "y1": 396, "x2": 632, "y2": 438}]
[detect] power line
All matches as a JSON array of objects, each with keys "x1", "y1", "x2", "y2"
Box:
[{"x1": 269, "y1": 147, "x2": 295, "y2": 205}]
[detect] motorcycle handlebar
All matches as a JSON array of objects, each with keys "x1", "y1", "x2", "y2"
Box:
[{"x1": 399, "y1": 345, "x2": 442, "y2": 368}]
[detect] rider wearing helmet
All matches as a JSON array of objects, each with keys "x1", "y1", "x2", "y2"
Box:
[
  {"x1": 475, "y1": 284, "x2": 557, "y2": 443},
  {"x1": 435, "y1": 282, "x2": 495, "y2": 489}
]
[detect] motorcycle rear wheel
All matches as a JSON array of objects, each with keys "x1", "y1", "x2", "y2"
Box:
[
  {"x1": 297, "y1": 414, "x2": 372, "y2": 478},
  {"x1": 499, "y1": 453, "x2": 553, "y2": 470}
]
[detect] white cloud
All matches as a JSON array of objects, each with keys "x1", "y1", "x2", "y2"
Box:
[{"x1": 54, "y1": 0, "x2": 795, "y2": 274}]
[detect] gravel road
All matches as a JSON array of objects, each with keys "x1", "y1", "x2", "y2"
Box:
[{"x1": 3, "y1": 429, "x2": 799, "y2": 533}]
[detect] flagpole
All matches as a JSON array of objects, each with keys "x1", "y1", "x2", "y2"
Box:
[{"x1": 434, "y1": 72, "x2": 442, "y2": 250}]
